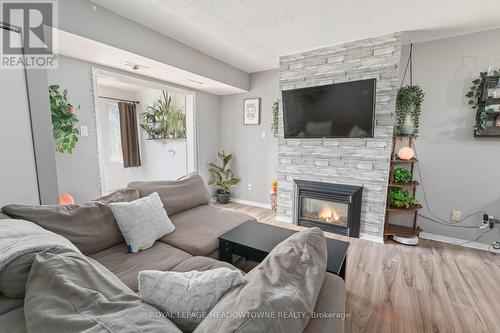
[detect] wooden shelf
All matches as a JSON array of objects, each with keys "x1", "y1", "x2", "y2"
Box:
[
  {"x1": 474, "y1": 126, "x2": 500, "y2": 137},
  {"x1": 394, "y1": 134, "x2": 415, "y2": 139},
  {"x1": 387, "y1": 203, "x2": 423, "y2": 212},
  {"x1": 388, "y1": 181, "x2": 420, "y2": 188},
  {"x1": 391, "y1": 158, "x2": 417, "y2": 163},
  {"x1": 384, "y1": 224, "x2": 421, "y2": 237}
]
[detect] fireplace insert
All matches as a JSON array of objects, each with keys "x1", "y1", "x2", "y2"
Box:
[{"x1": 293, "y1": 179, "x2": 363, "y2": 237}]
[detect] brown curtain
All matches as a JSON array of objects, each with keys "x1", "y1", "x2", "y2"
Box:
[{"x1": 118, "y1": 102, "x2": 141, "y2": 168}]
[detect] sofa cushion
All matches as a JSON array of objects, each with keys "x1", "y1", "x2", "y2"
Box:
[
  {"x1": 160, "y1": 205, "x2": 255, "y2": 256},
  {"x1": 139, "y1": 268, "x2": 245, "y2": 332},
  {"x1": 92, "y1": 188, "x2": 140, "y2": 204},
  {"x1": 24, "y1": 247, "x2": 181, "y2": 333},
  {"x1": 1, "y1": 189, "x2": 139, "y2": 255},
  {"x1": 194, "y1": 228, "x2": 327, "y2": 333},
  {"x1": 128, "y1": 173, "x2": 211, "y2": 216},
  {"x1": 171, "y1": 256, "x2": 241, "y2": 273},
  {"x1": 90, "y1": 242, "x2": 192, "y2": 291},
  {"x1": 303, "y1": 273, "x2": 346, "y2": 333},
  {"x1": 110, "y1": 192, "x2": 175, "y2": 253}
]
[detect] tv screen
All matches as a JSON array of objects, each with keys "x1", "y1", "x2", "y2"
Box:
[{"x1": 282, "y1": 79, "x2": 376, "y2": 138}]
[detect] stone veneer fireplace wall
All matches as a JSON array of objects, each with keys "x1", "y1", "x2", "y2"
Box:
[{"x1": 277, "y1": 33, "x2": 403, "y2": 239}]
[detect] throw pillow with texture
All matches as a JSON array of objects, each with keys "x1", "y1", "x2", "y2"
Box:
[
  {"x1": 194, "y1": 227, "x2": 327, "y2": 333},
  {"x1": 138, "y1": 268, "x2": 245, "y2": 332},
  {"x1": 109, "y1": 192, "x2": 175, "y2": 253}
]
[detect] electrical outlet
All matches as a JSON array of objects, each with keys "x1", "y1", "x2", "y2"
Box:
[
  {"x1": 451, "y1": 210, "x2": 462, "y2": 222},
  {"x1": 80, "y1": 125, "x2": 89, "y2": 137},
  {"x1": 247, "y1": 184, "x2": 252, "y2": 191},
  {"x1": 261, "y1": 130, "x2": 266, "y2": 139}
]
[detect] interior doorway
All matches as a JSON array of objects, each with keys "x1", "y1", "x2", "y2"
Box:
[{"x1": 92, "y1": 69, "x2": 197, "y2": 195}]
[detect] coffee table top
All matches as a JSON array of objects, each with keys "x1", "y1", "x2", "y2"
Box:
[{"x1": 219, "y1": 221, "x2": 349, "y2": 275}]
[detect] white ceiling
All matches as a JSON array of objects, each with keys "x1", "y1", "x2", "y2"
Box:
[
  {"x1": 56, "y1": 30, "x2": 246, "y2": 95},
  {"x1": 92, "y1": 0, "x2": 500, "y2": 73}
]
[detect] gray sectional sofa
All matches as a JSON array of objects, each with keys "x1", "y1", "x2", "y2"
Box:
[{"x1": 0, "y1": 173, "x2": 346, "y2": 332}]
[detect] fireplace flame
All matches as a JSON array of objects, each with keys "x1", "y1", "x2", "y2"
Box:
[{"x1": 318, "y1": 206, "x2": 340, "y2": 223}]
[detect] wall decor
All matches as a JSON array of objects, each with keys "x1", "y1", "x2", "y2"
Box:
[
  {"x1": 140, "y1": 92, "x2": 186, "y2": 140},
  {"x1": 466, "y1": 70, "x2": 500, "y2": 137},
  {"x1": 49, "y1": 85, "x2": 80, "y2": 154},
  {"x1": 243, "y1": 98, "x2": 260, "y2": 125},
  {"x1": 271, "y1": 99, "x2": 279, "y2": 137}
]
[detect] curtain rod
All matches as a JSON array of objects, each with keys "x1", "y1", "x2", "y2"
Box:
[{"x1": 98, "y1": 95, "x2": 140, "y2": 104}]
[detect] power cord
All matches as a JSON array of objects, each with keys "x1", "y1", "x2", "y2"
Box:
[{"x1": 413, "y1": 144, "x2": 485, "y2": 227}]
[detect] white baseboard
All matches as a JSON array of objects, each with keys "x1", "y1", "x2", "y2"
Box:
[
  {"x1": 419, "y1": 232, "x2": 500, "y2": 254},
  {"x1": 228, "y1": 198, "x2": 272, "y2": 210}
]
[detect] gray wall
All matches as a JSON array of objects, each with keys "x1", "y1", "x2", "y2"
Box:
[
  {"x1": 219, "y1": 70, "x2": 279, "y2": 204},
  {"x1": 277, "y1": 33, "x2": 403, "y2": 238},
  {"x1": 48, "y1": 55, "x2": 222, "y2": 203},
  {"x1": 48, "y1": 56, "x2": 101, "y2": 203},
  {"x1": 58, "y1": 0, "x2": 249, "y2": 91},
  {"x1": 404, "y1": 28, "x2": 500, "y2": 244}
]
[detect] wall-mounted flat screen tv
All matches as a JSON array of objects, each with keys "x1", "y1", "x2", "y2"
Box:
[{"x1": 282, "y1": 78, "x2": 376, "y2": 138}]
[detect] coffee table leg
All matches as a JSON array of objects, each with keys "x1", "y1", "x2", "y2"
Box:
[{"x1": 219, "y1": 239, "x2": 233, "y2": 263}]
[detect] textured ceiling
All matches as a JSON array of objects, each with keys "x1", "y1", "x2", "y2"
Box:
[{"x1": 92, "y1": 0, "x2": 500, "y2": 73}]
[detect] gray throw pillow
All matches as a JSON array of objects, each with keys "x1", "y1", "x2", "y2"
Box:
[
  {"x1": 109, "y1": 192, "x2": 175, "y2": 253},
  {"x1": 2, "y1": 189, "x2": 139, "y2": 255},
  {"x1": 139, "y1": 268, "x2": 245, "y2": 332},
  {"x1": 194, "y1": 227, "x2": 327, "y2": 333},
  {"x1": 24, "y1": 247, "x2": 182, "y2": 333},
  {"x1": 128, "y1": 172, "x2": 211, "y2": 216}
]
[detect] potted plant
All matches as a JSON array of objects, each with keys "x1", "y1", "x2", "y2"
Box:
[
  {"x1": 49, "y1": 85, "x2": 80, "y2": 154},
  {"x1": 208, "y1": 151, "x2": 240, "y2": 204},
  {"x1": 396, "y1": 85, "x2": 425, "y2": 137},
  {"x1": 393, "y1": 167, "x2": 412, "y2": 184},
  {"x1": 389, "y1": 190, "x2": 417, "y2": 209},
  {"x1": 140, "y1": 92, "x2": 186, "y2": 140}
]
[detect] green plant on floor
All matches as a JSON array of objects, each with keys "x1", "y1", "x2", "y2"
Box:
[
  {"x1": 49, "y1": 85, "x2": 80, "y2": 154},
  {"x1": 390, "y1": 190, "x2": 417, "y2": 209},
  {"x1": 396, "y1": 85, "x2": 425, "y2": 137},
  {"x1": 393, "y1": 167, "x2": 412, "y2": 184},
  {"x1": 271, "y1": 99, "x2": 279, "y2": 137},
  {"x1": 140, "y1": 92, "x2": 186, "y2": 139},
  {"x1": 208, "y1": 151, "x2": 240, "y2": 194}
]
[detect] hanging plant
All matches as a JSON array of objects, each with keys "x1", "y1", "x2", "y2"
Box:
[
  {"x1": 140, "y1": 92, "x2": 186, "y2": 140},
  {"x1": 395, "y1": 85, "x2": 425, "y2": 137},
  {"x1": 49, "y1": 85, "x2": 80, "y2": 154},
  {"x1": 465, "y1": 70, "x2": 499, "y2": 133},
  {"x1": 271, "y1": 99, "x2": 279, "y2": 137}
]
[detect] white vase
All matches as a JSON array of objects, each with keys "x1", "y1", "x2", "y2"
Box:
[{"x1": 400, "y1": 113, "x2": 414, "y2": 135}]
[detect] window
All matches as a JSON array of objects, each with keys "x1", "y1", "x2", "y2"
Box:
[{"x1": 106, "y1": 104, "x2": 122, "y2": 162}]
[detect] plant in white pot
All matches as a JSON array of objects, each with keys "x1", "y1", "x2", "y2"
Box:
[{"x1": 208, "y1": 151, "x2": 240, "y2": 204}]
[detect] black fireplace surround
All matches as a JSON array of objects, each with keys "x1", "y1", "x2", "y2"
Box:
[{"x1": 293, "y1": 179, "x2": 363, "y2": 237}]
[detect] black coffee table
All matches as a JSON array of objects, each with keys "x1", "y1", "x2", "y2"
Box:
[{"x1": 219, "y1": 221, "x2": 349, "y2": 279}]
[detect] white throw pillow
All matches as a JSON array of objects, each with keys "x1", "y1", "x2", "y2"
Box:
[
  {"x1": 138, "y1": 268, "x2": 245, "y2": 332},
  {"x1": 109, "y1": 192, "x2": 175, "y2": 253}
]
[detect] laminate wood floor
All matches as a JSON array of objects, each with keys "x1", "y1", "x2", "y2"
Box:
[{"x1": 214, "y1": 202, "x2": 500, "y2": 333}]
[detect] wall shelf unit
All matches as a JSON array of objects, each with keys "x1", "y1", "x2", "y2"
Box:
[
  {"x1": 474, "y1": 73, "x2": 500, "y2": 137},
  {"x1": 383, "y1": 134, "x2": 422, "y2": 241}
]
